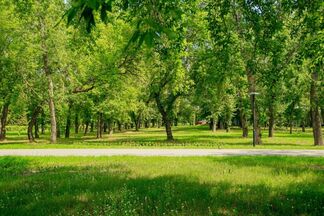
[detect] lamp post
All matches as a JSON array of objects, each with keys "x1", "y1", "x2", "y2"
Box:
[{"x1": 250, "y1": 92, "x2": 259, "y2": 147}]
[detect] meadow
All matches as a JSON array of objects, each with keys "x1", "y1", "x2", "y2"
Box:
[
  {"x1": 0, "y1": 125, "x2": 323, "y2": 149},
  {"x1": 1, "y1": 156, "x2": 324, "y2": 215}
]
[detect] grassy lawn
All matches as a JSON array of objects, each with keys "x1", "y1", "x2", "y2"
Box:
[
  {"x1": 0, "y1": 156, "x2": 324, "y2": 215},
  {"x1": 0, "y1": 125, "x2": 323, "y2": 149}
]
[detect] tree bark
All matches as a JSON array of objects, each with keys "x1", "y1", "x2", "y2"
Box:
[
  {"x1": 65, "y1": 102, "x2": 72, "y2": 138},
  {"x1": 45, "y1": 62, "x2": 57, "y2": 143},
  {"x1": 310, "y1": 71, "x2": 323, "y2": 145},
  {"x1": 99, "y1": 113, "x2": 104, "y2": 138},
  {"x1": 35, "y1": 120, "x2": 39, "y2": 139},
  {"x1": 96, "y1": 113, "x2": 103, "y2": 138},
  {"x1": 90, "y1": 121, "x2": 94, "y2": 132},
  {"x1": 84, "y1": 121, "x2": 89, "y2": 135},
  {"x1": 247, "y1": 73, "x2": 262, "y2": 145},
  {"x1": 239, "y1": 104, "x2": 248, "y2": 138},
  {"x1": 56, "y1": 121, "x2": 61, "y2": 138},
  {"x1": 212, "y1": 117, "x2": 217, "y2": 133},
  {"x1": 74, "y1": 113, "x2": 79, "y2": 134},
  {"x1": 41, "y1": 17, "x2": 56, "y2": 143},
  {"x1": 27, "y1": 106, "x2": 41, "y2": 142},
  {"x1": 155, "y1": 95, "x2": 174, "y2": 141},
  {"x1": 268, "y1": 104, "x2": 275, "y2": 137},
  {"x1": 0, "y1": 103, "x2": 9, "y2": 141},
  {"x1": 163, "y1": 115, "x2": 174, "y2": 141}
]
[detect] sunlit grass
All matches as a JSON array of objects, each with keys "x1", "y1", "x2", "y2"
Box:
[
  {"x1": 0, "y1": 125, "x2": 323, "y2": 149},
  {"x1": 0, "y1": 156, "x2": 323, "y2": 215}
]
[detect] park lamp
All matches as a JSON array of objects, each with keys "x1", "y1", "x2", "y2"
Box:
[{"x1": 249, "y1": 92, "x2": 259, "y2": 147}]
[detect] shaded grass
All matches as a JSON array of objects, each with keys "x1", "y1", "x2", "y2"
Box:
[
  {"x1": 0, "y1": 156, "x2": 324, "y2": 215},
  {"x1": 0, "y1": 125, "x2": 323, "y2": 149}
]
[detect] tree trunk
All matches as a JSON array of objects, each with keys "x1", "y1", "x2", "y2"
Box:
[
  {"x1": 74, "y1": 113, "x2": 79, "y2": 134},
  {"x1": 96, "y1": 113, "x2": 104, "y2": 138},
  {"x1": 192, "y1": 113, "x2": 196, "y2": 126},
  {"x1": 65, "y1": 103, "x2": 72, "y2": 138},
  {"x1": 27, "y1": 106, "x2": 41, "y2": 142},
  {"x1": 90, "y1": 121, "x2": 94, "y2": 132},
  {"x1": 239, "y1": 107, "x2": 248, "y2": 138},
  {"x1": 118, "y1": 122, "x2": 122, "y2": 131},
  {"x1": 0, "y1": 103, "x2": 9, "y2": 141},
  {"x1": 163, "y1": 115, "x2": 174, "y2": 141},
  {"x1": 302, "y1": 120, "x2": 306, "y2": 132},
  {"x1": 84, "y1": 121, "x2": 89, "y2": 135},
  {"x1": 310, "y1": 71, "x2": 323, "y2": 145},
  {"x1": 35, "y1": 120, "x2": 39, "y2": 138},
  {"x1": 103, "y1": 122, "x2": 108, "y2": 133},
  {"x1": 268, "y1": 104, "x2": 275, "y2": 137},
  {"x1": 289, "y1": 122, "x2": 293, "y2": 134},
  {"x1": 248, "y1": 73, "x2": 262, "y2": 145},
  {"x1": 46, "y1": 67, "x2": 57, "y2": 143},
  {"x1": 56, "y1": 121, "x2": 61, "y2": 138},
  {"x1": 99, "y1": 113, "x2": 104, "y2": 138},
  {"x1": 96, "y1": 113, "x2": 100, "y2": 139},
  {"x1": 135, "y1": 116, "x2": 140, "y2": 131},
  {"x1": 212, "y1": 117, "x2": 217, "y2": 133},
  {"x1": 41, "y1": 112, "x2": 45, "y2": 134}
]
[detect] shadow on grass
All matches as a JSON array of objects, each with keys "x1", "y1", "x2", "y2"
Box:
[
  {"x1": 0, "y1": 158, "x2": 323, "y2": 215},
  {"x1": 210, "y1": 156, "x2": 324, "y2": 176}
]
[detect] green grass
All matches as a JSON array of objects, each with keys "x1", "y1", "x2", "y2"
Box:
[
  {"x1": 0, "y1": 125, "x2": 323, "y2": 149},
  {"x1": 0, "y1": 156, "x2": 324, "y2": 215}
]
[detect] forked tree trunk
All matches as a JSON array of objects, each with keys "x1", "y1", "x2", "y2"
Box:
[
  {"x1": 0, "y1": 103, "x2": 9, "y2": 141},
  {"x1": 310, "y1": 71, "x2": 323, "y2": 145},
  {"x1": 28, "y1": 106, "x2": 41, "y2": 142}
]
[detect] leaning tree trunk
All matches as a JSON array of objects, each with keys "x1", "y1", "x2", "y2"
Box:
[
  {"x1": 0, "y1": 103, "x2": 9, "y2": 141},
  {"x1": 163, "y1": 115, "x2": 174, "y2": 141},
  {"x1": 247, "y1": 72, "x2": 262, "y2": 145},
  {"x1": 155, "y1": 95, "x2": 175, "y2": 141},
  {"x1": 310, "y1": 71, "x2": 323, "y2": 146}
]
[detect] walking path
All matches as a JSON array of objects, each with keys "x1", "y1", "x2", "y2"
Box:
[{"x1": 0, "y1": 149, "x2": 324, "y2": 157}]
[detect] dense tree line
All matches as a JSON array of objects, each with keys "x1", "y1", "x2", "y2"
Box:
[{"x1": 0, "y1": 0, "x2": 322, "y2": 145}]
